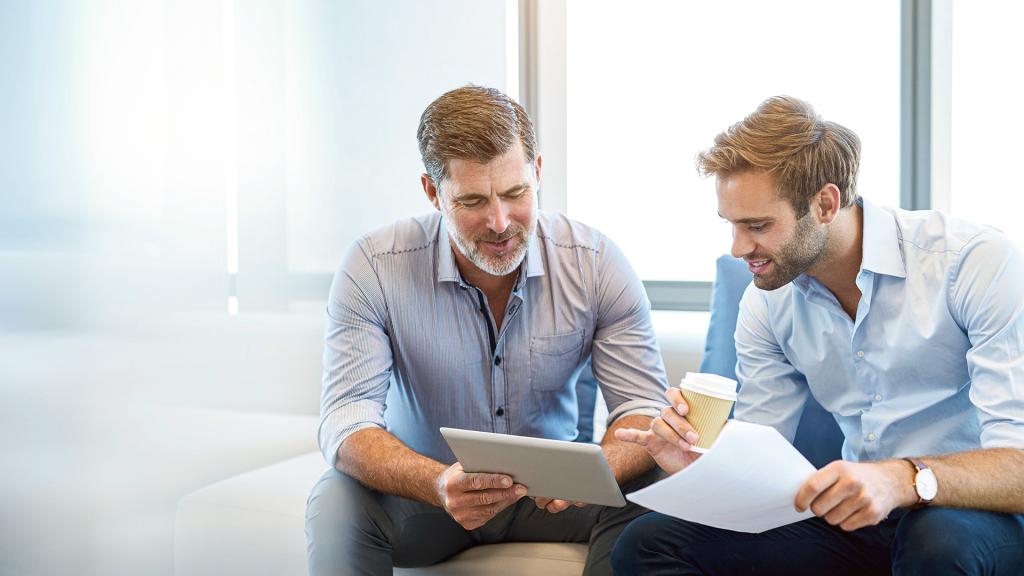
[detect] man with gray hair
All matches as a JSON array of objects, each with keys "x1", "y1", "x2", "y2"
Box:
[{"x1": 304, "y1": 85, "x2": 668, "y2": 575}]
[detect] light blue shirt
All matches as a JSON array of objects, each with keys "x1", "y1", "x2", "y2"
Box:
[
  {"x1": 735, "y1": 198, "x2": 1024, "y2": 462},
  {"x1": 318, "y1": 211, "x2": 668, "y2": 467}
]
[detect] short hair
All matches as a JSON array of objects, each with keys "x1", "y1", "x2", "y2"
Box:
[
  {"x1": 416, "y1": 85, "x2": 537, "y2": 188},
  {"x1": 696, "y1": 96, "x2": 861, "y2": 217}
]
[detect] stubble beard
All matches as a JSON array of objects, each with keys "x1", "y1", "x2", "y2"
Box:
[{"x1": 751, "y1": 212, "x2": 829, "y2": 291}]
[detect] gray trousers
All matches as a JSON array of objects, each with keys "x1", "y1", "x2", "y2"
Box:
[{"x1": 305, "y1": 468, "x2": 658, "y2": 576}]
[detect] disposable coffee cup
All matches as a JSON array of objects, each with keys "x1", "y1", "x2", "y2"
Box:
[{"x1": 677, "y1": 372, "x2": 738, "y2": 453}]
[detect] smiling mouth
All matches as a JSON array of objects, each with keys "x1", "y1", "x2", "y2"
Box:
[
  {"x1": 483, "y1": 237, "x2": 515, "y2": 251},
  {"x1": 747, "y1": 258, "x2": 772, "y2": 274}
]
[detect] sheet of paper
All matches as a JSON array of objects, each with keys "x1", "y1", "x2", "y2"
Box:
[{"x1": 626, "y1": 420, "x2": 817, "y2": 533}]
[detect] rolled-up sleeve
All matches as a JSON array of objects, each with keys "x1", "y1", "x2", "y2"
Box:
[
  {"x1": 733, "y1": 285, "x2": 809, "y2": 443},
  {"x1": 590, "y1": 236, "x2": 669, "y2": 426},
  {"x1": 318, "y1": 239, "x2": 394, "y2": 467},
  {"x1": 951, "y1": 231, "x2": 1024, "y2": 449}
]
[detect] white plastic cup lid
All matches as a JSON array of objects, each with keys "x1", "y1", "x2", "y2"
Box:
[{"x1": 678, "y1": 372, "x2": 738, "y2": 401}]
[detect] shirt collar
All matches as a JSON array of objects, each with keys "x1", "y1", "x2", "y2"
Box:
[
  {"x1": 791, "y1": 196, "x2": 905, "y2": 296},
  {"x1": 859, "y1": 196, "x2": 907, "y2": 279},
  {"x1": 436, "y1": 215, "x2": 461, "y2": 284},
  {"x1": 523, "y1": 227, "x2": 545, "y2": 279},
  {"x1": 435, "y1": 215, "x2": 546, "y2": 287}
]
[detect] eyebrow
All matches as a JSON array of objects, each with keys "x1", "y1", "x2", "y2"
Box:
[
  {"x1": 718, "y1": 212, "x2": 774, "y2": 224},
  {"x1": 500, "y1": 183, "x2": 530, "y2": 195}
]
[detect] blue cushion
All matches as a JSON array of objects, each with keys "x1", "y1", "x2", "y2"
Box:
[
  {"x1": 575, "y1": 358, "x2": 597, "y2": 443},
  {"x1": 700, "y1": 256, "x2": 753, "y2": 379},
  {"x1": 700, "y1": 255, "x2": 843, "y2": 468}
]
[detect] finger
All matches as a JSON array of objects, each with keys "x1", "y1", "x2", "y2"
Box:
[
  {"x1": 574, "y1": 501, "x2": 587, "y2": 508},
  {"x1": 533, "y1": 496, "x2": 551, "y2": 509},
  {"x1": 487, "y1": 487, "x2": 528, "y2": 516},
  {"x1": 462, "y1": 503, "x2": 503, "y2": 530},
  {"x1": 822, "y1": 492, "x2": 867, "y2": 527},
  {"x1": 615, "y1": 427, "x2": 653, "y2": 446},
  {"x1": 651, "y1": 415, "x2": 693, "y2": 450},
  {"x1": 660, "y1": 405, "x2": 700, "y2": 446},
  {"x1": 839, "y1": 503, "x2": 887, "y2": 532},
  {"x1": 795, "y1": 466, "x2": 840, "y2": 512},
  {"x1": 808, "y1": 481, "x2": 853, "y2": 518},
  {"x1": 457, "y1": 472, "x2": 514, "y2": 492},
  {"x1": 545, "y1": 499, "x2": 572, "y2": 514},
  {"x1": 452, "y1": 486, "x2": 525, "y2": 509},
  {"x1": 665, "y1": 388, "x2": 689, "y2": 415}
]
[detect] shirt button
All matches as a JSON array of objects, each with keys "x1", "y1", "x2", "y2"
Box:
[
  {"x1": 874, "y1": 394, "x2": 882, "y2": 402},
  {"x1": 856, "y1": 350, "x2": 865, "y2": 358},
  {"x1": 867, "y1": 432, "x2": 877, "y2": 441},
  {"x1": 495, "y1": 407, "x2": 505, "y2": 417},
  {"x1": 494, "y1": 356, "x2": 502, "y2": 366}
]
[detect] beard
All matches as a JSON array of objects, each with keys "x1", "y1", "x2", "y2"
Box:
[
  {"x1": 447, "y1": 220, "x2": 534, "y2": 277},
  {"x1": 751, "y1": 211, "x2": 829, "y2": 291}
]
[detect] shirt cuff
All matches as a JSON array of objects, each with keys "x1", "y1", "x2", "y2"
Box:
[
  {"x1": 317, "y1": 399, "x2": 386, "y2": 467},
  {"x1": 606, "y1": 398, "x2": 663, "y2": 427}
]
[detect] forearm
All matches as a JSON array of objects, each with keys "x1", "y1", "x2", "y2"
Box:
[
  {"x1": 907, "y1": 448, "x2": 1024, "y2": 513},
  {"x1": 337, "y1": 427, "x2": 447, "y2": 507},
  {"x1": 873, "y1": 447, "x2": 1024, "y2": 513},
  {"x1": 601, "y1": 414, "x2": 656, "y2": 484}
]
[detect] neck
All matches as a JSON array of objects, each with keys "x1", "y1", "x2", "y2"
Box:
[{"x1": 807, "y1": 203, "x2": 864, "y2": 297}]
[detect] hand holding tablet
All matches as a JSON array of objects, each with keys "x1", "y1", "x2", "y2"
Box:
[
  {"x1": 440, "y1": 427, "x2": 627, "y2": 508},
  {"x1": 434, "y1": 460, "x2": 528, "y2": 530}
]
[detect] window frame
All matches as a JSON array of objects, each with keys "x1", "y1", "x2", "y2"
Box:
[
  {"x1": 289, "y1": 0, "x2": 947, "y2": 311},
  {"x1": 526, "y1": 0, "x2": 943, "y2": 311}
]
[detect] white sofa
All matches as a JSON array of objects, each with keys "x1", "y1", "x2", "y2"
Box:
[{"x1": 173, "y1": 310, "x2": 709, "y2": 575}]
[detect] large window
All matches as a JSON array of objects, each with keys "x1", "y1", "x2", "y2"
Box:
[
  {"x1": 564, "y1": 0, "x2": 901, "y2": 282},
  {"x1": 946, "y1": 0, "x2": 1024, "y2": 249}
]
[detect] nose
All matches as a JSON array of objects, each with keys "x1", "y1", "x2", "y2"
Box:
[
  {"x1": 730, "y1": 227, "x2": 755, "y2": 259},
  {"x1": 487, "y1": 198, "x2": 511, "y2": 234}
]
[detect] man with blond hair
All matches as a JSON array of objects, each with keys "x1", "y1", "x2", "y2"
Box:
[
  {"x1": 613, "y1": 96, "x2": 1024, "y2": 575},
  {"x1": 304, "y1": 85, "x2": 667, "y2": 575}
]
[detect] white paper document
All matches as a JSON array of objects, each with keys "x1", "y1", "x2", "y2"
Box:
[{"x1": 626, "y1": 420, "x2": 817, "y2": 533}]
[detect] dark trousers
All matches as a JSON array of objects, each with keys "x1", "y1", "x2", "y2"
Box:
[
  {"x1": 305, "y1": 468, "x2": 659, "y2": 576},
  {"x1": 610, "y1": 508, "x2": 1024, "y2": 575}
]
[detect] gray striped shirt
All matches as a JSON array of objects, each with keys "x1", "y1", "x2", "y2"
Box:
[{"x1": 318, "y1": 210, "x2": 668, "y2": 466}]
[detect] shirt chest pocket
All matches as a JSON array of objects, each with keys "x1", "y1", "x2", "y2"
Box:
[{"x1": 529, "y1": 329, "x2": 585, "y2": 392}]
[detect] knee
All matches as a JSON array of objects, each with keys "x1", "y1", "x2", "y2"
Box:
[
  {"x1": 305, "y1": 468, "x2": 383, "y2": 541},
  {"x1": 892, "y1": 508, "x2": 985, "y2": 576},
  {"x1": 610, "y1": 514, "x2": 650, "y2": 574},
  {"x1": 611, "y1": 513, "x2": 698, "y2": 575}
]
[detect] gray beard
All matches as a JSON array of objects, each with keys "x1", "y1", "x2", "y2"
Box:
[{"x1": 448, "y1": 223, "x2": 531, "y2": 277}]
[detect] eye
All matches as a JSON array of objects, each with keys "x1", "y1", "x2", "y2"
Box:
[
  {"x1": 457, "y1": 198, "x2": 485, "y2": 208},
  {"x1": 748, "y1": 223, "x2": 768, "y2": 232}
]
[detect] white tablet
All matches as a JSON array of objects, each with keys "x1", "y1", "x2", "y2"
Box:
[{"x1": 440, "y1": 427, "x2": 626, "y2": 508}]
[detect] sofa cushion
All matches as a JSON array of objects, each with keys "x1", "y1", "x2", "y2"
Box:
[{"x1": 174, "y1": 452, "x2": 587, "y2": 576}]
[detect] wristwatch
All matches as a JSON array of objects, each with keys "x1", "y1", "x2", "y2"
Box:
[{"x1": 904, "y1": 457, "x2": 938, "y2": 508}]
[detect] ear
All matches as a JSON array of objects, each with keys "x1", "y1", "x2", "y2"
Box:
[
  {"x1": 533, "y1": 153, "x2": 543, "y2": 186},
  {"x1": 814, "y1": 183, "x2": 842, "y2": 224},
  {"x1": 422, "y1": 173, "x2": 442, "y2": 211}
]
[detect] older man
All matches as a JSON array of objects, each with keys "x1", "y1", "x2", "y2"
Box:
[{"x1": 304, "y1": 86, "x2": 668, "y2": 576}]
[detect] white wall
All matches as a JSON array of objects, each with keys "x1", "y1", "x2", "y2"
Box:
[{"x1": 0, "y1": 1, "x2": 516, "y2": 574}]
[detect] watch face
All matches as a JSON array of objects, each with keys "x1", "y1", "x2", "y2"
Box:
[{"x1": 916, "y1": 469, "x2": 938, "y2": 500}]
